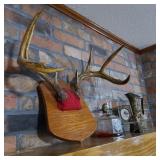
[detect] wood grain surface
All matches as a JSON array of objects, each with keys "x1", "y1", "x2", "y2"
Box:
[
  {"x1": 37, "y1": 81, "x2": 97, "y2": 142},
  {"x1": 63, "y1": 132, "x2": 156, "y2": 156}
]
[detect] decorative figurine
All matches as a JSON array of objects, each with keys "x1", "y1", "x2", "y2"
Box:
[{"x1": 102, "y1": 101, "x2": 112, "y2": 115}]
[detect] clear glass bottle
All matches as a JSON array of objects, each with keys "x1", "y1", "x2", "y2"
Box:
[{"x1": 94, "y1": 101, "x2": 123, "y2": 137}]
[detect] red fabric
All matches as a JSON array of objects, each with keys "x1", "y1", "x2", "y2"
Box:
[{"x1": 57, "y1": 89, "x2": 81, "y2": 111}]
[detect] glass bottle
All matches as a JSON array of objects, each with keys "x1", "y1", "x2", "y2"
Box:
[{"x1": 94, "y1": 100, "x2": 123, "y2": 137}]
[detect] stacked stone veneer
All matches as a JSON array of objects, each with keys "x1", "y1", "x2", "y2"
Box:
[
  {"x1": 4, "y1": 4, "x2": 155, "y2": 155},
  {"x1": 141, "y1": 49, "x2": 156, "y2": 126}
]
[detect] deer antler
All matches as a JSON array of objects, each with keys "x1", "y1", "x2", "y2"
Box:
[
  {"x1": 78, "y1": 46, "x2": 130, "y2": 85},
  {"x1": 18, "y1": 11, "x2": 67, "y2": 101},
  {"x1": 17, "y1": 11, "x2": 64, "y2": 73}
]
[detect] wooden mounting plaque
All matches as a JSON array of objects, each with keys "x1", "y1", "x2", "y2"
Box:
[{"x1": 37, "y1": 81, "x2": 97, "y2": 142}]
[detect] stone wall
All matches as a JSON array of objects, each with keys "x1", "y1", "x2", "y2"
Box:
[
  {"x1": 4, "y1": 4, "x2": 154, "y2": 155},
  {"x1": 141, "y1": 49, "x2": 156, "y2": 126}
]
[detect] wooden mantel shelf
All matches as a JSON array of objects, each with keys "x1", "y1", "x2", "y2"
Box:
[
  {"x1": 12, "y1": 132, "x2": 155, "y2": 156},
  {"x1": 64, "y1": 132, "x2": 156, "y2": 156}
]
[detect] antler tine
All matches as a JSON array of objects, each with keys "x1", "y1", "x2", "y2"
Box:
[
  {"x1": 75, "y1": 70, "x2": 79, "y2": 84},
  {"x1": 100, "y1": 45, "x2": 124, "y2": 73},
  {"x1": 18, "y1": 11, "x2": 64, "y2": 74},
  {"x1": 78, "y1": 47, "x2": 92, "y2": 81},
  {"x1": 78, "y1": 45, "x2": 130, "y2": 85},
  {"x1": 18, "y1": 11, "x2": 42, "y2": 61},
  {"x1": 85, "y1": 47, "x2": 93, "y2": 72},
  {"x1": 54, "y1": 72, "x2": 58, "y2": 84}
]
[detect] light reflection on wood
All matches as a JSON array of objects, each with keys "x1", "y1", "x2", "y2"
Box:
[{"x1": 63, "y1": 132, "x2": 156, "y2": 156}]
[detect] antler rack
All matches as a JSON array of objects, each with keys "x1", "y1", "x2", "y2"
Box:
[
  {"x1": 78, "y1": 46, "x2": 130, "y2": 85},
  {"x1": 18, "y1": 11, "x2": 130, "y2": 100}
]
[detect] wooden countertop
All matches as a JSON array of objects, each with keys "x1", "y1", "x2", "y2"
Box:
[{"x1": 12, "y1": 132, "x2": 156, "y2": 156}]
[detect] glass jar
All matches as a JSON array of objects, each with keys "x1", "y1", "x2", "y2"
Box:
[{"x1": 94, "y1": 112, "x2": 124, "y2": 137}]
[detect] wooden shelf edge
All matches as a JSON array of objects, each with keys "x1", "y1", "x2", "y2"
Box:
[
  {"x1": 7, "y1": 132, "x2": 156, "y2": 156},
  {"x1": 63, "y1": 132, "x2": 156, "y2": 156}
]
